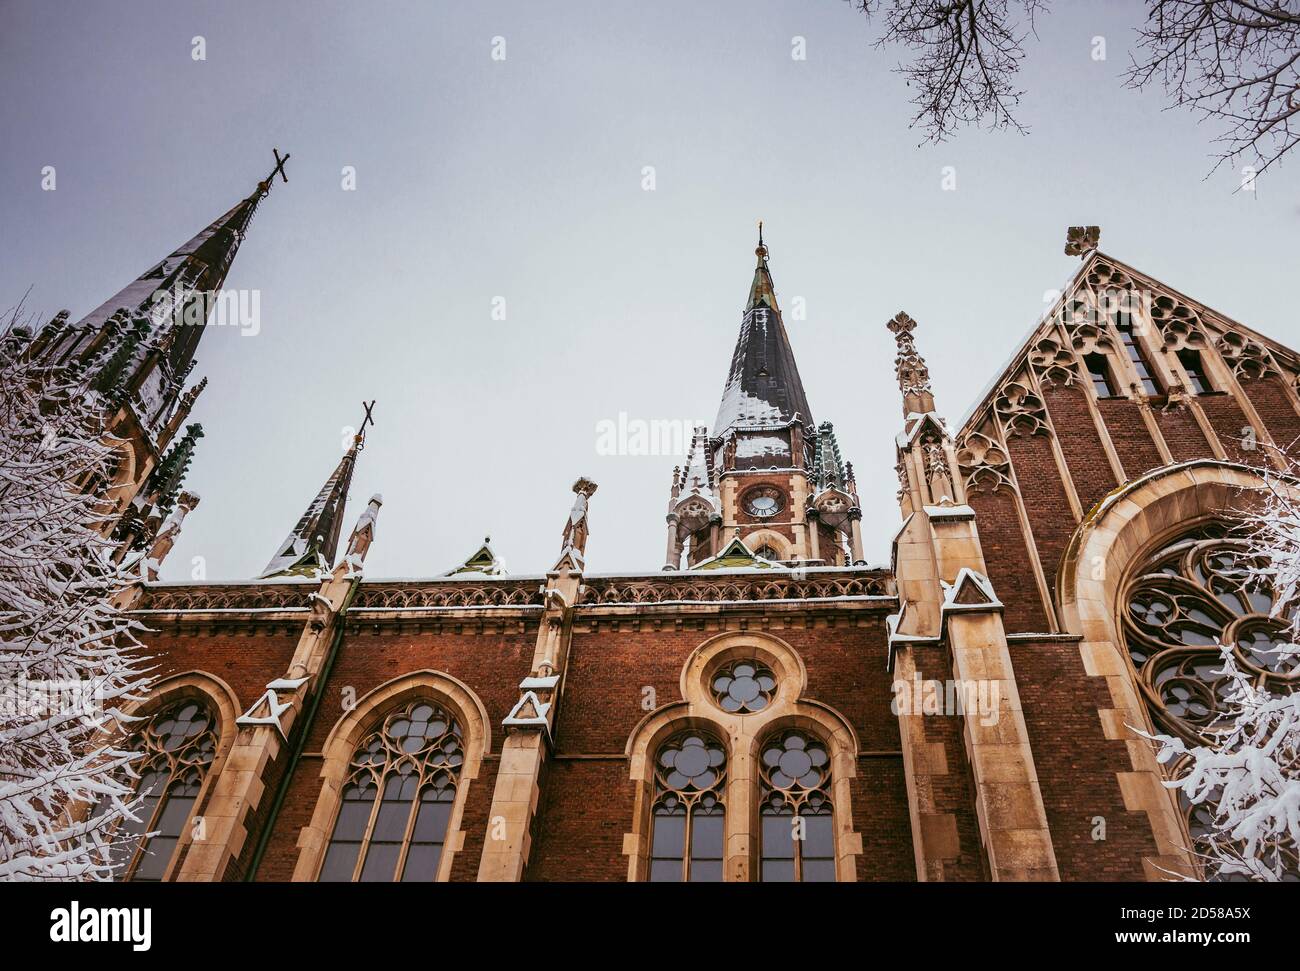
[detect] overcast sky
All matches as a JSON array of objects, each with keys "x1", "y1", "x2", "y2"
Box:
[{"x1": 2, "y1": 1, "x2": 1297, "y2": 580}]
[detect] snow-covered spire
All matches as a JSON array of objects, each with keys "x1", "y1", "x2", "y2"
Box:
[
  {"x1": 37, "y1": 151, "x2": 290, "y2": 444},
  {"x1": 260, "y1": 438, "x2": 360, "y2": 579},
  {"x1": 260, "y1": 401, "x2": 374, "y2": 580},
  {"x1": 713, "y1": 227, "x2": 815, "y2": 435}
]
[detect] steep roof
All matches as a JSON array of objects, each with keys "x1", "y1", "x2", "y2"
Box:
[
  {"x1": 713, "y1": 236, "x2": 815, "y2": 434},
  {"x1": 955, "y1": 247, "x2": 1300, "y2": 442},
  {"x1": 260, "y1": 440, "x2": 359, "y2": 578}
]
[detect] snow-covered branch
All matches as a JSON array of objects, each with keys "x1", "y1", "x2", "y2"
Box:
[{"x1": 0, "y1": 321, "x2": 153, "y2": 881}]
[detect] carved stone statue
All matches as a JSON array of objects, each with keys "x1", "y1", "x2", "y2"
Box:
[
  {"x1": 344, "y1": 494, "x2": 384, "y2": 566},
  {"x1": 561, "y1": 477, "x2": 598, "y2": 554}
]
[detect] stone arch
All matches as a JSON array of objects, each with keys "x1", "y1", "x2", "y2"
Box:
[
  {"x1": 622, "y1": 631, "x2": 860, "y2": 881},
  {"x1": 743, "y1": 527, "x2": 794, "y2": 561},
  {"x1": 1056, "y1": 459, "x2": 1288, "y2": 880},
  {"x1": 291, "y1": 669, "x2": 491, "y2": 882},
  {"x1": 108, "y1": 670, "x2": 241, "y2": 881}
]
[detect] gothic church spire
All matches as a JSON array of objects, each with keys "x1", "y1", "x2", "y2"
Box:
[
  {"x1": 261, "y1": 401, "x2": 372, "y2": 579},
  {"x1": 714, "y1": 226, "x2": 815, "y2": 434}
]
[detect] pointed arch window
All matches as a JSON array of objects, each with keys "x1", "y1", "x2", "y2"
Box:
[
  {"x1": 105, "y1": 699, "x2": 217, "y2": 881},
  {"x1": 648, "y1": 732, "x2": 726, "y2": 882},
  {"x1": 318, "y1": 700, "x2": 463, "y2": 882},
  {"x1": 759, "y1": 730, "x2": 835, "y2": 882}
]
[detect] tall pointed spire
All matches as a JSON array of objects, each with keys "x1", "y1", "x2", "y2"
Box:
[
  {"x1": 261, "y1": 401, "x2": 373, "y2": 579},
  {"x1": 40, "y1": 151, "x2": 290, "y2": 443},
  {"x1": 663, "y1": 229, "x2": 861, "y2": 569},
  {"x1": 714, "y1": 226, "x2": 815, "y2": 433}
]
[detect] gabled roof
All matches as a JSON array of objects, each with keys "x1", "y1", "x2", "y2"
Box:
[
  {"x1": 444, "y1": 537, "x2": 507, "y2": 577},
  {"x1": 694, "y1": 533, "x2": 780, "y2": 570},
  {"x1": 955, "y1": 247, "x2": 1300, "y2": 441}
]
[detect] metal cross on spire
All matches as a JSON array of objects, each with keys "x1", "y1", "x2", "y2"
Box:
[
  {"x1": 356, "y1": 400, "x2": 376, "y2": 449},
  {"x1": 257, "y1": 148, "x2": 291, "y2": 196}
]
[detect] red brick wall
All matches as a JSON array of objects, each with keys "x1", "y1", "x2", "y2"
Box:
[
  {"x1": 1004, "y1": 431, "x2": 1074, "y2": 622},
  {"x1": 1009, "y1": 638, "x2": 1156, "y2": 880},
  {"x1": 1241, "y1": 376, "x2": 1300, "y2": 453},
  {"x1": 531, "y1": 618, "x2": 912, "y2": 880},
  {"x1": 1041, "y1": 382, "x2": 1118, "y2": 513},
  {"x1": 968, "y1": 487, "x2": 1048, "y2": 632},
  {"x1": 251, "y1": 623, "x2": 537, "y2": 880},
  {"x1": 527, "y1": 759, "x2": 632, "y2": 881},
  {"x1": 851, "y1": 758, "x2": 915, "y2": 880},
  {"x1": 1096, "y1": 399, "x2": 1164, "y2": 478},
  {"x1": 1154, "y1": 404, "x2": 1213, "y2": 463},
  {"x1": 1199, "y1": 392, "x2": 1260, "y2": 465},
  {"x1": 139, "y1": 622, "x2": 299, "y2": 717},
  {"x1": 138, "y1": 623, "x2": 301, "y2": 880}
]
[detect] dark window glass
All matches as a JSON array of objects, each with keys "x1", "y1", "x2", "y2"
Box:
[
  {"x1": 1177, "y1": 350, "x2": 1213, "y2": 394},
  {"x1": 94, "y1": 700, "x2": 219, "y2": 881},
  {"x1": 1084, "y1": 353, "x2": 1116, "y2": 397},
  {"x1": 759, "y1": 731, "x2": 835, "y2": 882},
  {"x1": 1114, "y1": 315, "x2": 1161, "y2": 394}
]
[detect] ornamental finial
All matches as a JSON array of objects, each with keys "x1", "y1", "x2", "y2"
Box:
[
  {"x1": 1064, "y1": 225, "x2": 1100, "y2": 258},
  {"x1": 887, "y1": 311, "x2": 934, "y2": 415}
]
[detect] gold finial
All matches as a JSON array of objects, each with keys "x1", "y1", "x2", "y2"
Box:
[{"x1": 756, "y1": 219, "x2": 767, "y2": 261}]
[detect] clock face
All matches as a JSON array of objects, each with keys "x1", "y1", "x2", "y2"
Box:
[{"x1": 743, "y1": 487, "x2": 784, "y2": 518}]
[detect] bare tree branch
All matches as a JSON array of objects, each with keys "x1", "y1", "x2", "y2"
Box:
[
  {"x1": 853, "y1": 0, "x2": 1048, "y2": 141},
  {"x1": 1126, "y1": 1, "x2": 1300, "y2": 178}
]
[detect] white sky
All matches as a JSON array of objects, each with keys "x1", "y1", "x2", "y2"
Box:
[{"x1": 2, "y1": 0, "x2": 1297, "y2": 580}]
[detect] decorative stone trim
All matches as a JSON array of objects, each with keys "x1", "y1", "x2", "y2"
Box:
[
  {"x1": 117, "y1": 671, "x2": 242, "y2": 883},
  {"x1": 623, "y1": 630, "x2": 860, "y2": 882},
  {"x1": 578, "y1": 570, "x2": 892, "y2": 605},
  {"x1": 1055, "y1": 460, "x2": 1284, "y2": 880},
  {"x1": 291, "y1": 669, "x2": 491, "y2": 882}
]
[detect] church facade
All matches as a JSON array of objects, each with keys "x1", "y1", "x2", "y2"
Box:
[{"x1": 54, "y1": 170, "x2": 1300, "y2": 882}]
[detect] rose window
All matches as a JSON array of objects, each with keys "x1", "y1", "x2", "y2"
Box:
[
  {"x1": 710, "y1": 659, "x2": 777, "y2": 714},
  {"x1": 1123, "y1": 526, "x2": 1297, "y2": 744}
]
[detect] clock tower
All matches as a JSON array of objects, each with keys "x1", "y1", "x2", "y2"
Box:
[{"x1": 663, "y1": 229, "x2": 864, "y2": 569}]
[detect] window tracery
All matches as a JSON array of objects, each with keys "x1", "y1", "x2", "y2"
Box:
[
  {"x1": 648, "y1": 732, "x2": 726, "y2": 882},
  {"x1": 1122, "y1": 524, "x2": 1298, "y2": 873},
  {"x1": 319, "y1": 700, "x2": 463, "y2": 882},
  {"x1": 758, "y1": 730, "x2": 835, "y2": 882},
  {"x1": 105, "y1": 698, "x2": 218, "y2": 881},
  {"x1": 710, "y1": 659, "x2": 777, "y2": 714}
]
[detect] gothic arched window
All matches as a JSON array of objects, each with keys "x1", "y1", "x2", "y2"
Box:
[
  {"x1": 759, "y1": 730, "x2": 835, "y2": 882},
  {"x1": 1124, "y1": 525, "x2": 1297, "y2": 740},
  {"x1": 109, "y1": 698, "x2": 218, "y2": 881},
  {"x1": 648, "y1": 732, "x2": 726, "y2": 882},
  {"x1": 319, "y1": 700, "x2": 463, "y2": 882},
  {"x1": 1123, "y1": 524, "x2": 1298, "y2": 868}
]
